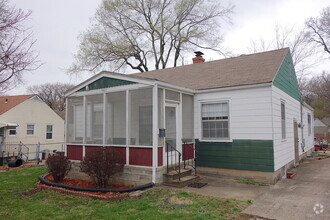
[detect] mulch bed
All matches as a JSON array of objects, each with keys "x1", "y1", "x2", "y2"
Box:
[{"x1": 37, "y1": 174, "x2": 134, "y2": 200}]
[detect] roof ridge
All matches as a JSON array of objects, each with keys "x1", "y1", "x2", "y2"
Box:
[{"x1": 132, "y1": 47, "x2": 290, "y2": 76}]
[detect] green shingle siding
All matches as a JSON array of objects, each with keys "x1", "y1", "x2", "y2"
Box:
[
  {"x1": 78, "y1": 77, "x2": 136, "y2": 92},
  {"x1": 195, "y1": 139, "x2": 274, "y2": 172},
  {"x1": 273, "y1": 52, "x2": 301, "y2": 101}
]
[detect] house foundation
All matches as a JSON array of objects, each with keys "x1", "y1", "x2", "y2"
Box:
[{"x1": 67, "y1": 161, "x2": 166, "y2": 186}]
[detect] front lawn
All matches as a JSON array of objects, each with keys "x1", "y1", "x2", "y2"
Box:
[{"x1": 0, "y1": 167, "x2": 251, "y2": 219}]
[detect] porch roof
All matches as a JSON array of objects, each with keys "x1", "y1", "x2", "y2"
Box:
[{"x1": 0, "y1": 122, "x2": 19, "y2": 128}]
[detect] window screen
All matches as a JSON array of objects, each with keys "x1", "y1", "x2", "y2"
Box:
[
  {"x1": 202, "y1": 102, "x2": 229, "y2": 139},
  {"x1": 46, "y1": 125, "x2": 53, "y2": 140},
  {"x1": 106, "y1": 91, "x2": 126, "y2": 145},
  {"x1": 130, "y1": 88, "x2": 153, "y2": 146},
  {"x1": 182, "y1": 94, "x2": 194, "y2": 143},
  {"x1": 67, "y1": 97, "x2": 83, "y2": 143},
  {"x1": 27, "y1": 124, "x2": 34, "y2": 135}
]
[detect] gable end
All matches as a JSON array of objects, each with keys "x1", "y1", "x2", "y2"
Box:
[
  {"x1": 273, "y1": 52, "x2": 301, "y2": 101},
  {"x1": 78, "y1": 76, "x2": 136, "y2": 92}
]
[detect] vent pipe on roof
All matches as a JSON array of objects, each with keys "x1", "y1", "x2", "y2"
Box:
[{"x1": 192, "y1": 51, "x2": 205, "y2": 64}]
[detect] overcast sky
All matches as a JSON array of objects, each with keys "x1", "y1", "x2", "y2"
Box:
[{"x1": 9, "y1": 0, "x2": 330, "y2": 95}]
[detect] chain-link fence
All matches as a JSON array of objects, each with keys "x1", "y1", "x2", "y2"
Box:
[{"x1": 0, "y1": 141, "x2": 65, "y2": 165}]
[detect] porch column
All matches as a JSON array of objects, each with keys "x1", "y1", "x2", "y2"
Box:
[
  {"x1": 103, "y1": 93, "x2": 107, "y2": 145},
  {"x1": 126, "y1": 90, "x2": 130, "y2": 165},
  {"x1": 82, "y1": 95, "x2": 86, "y2": 158},
  {"x1": 152, "y1": 84, "x2": 158, "y2": 183},
  {"x1": 64, "y1": 98, "x2": 68, "y2": 156}
]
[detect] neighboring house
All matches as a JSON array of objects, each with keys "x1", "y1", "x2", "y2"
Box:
[
  {"x1": 314, "y1": 117, "x2": 330, "y2": 141},
  {"x1": 65, "y1": 48, "x2": 314, "y2": 185},
  {"x1": 0, "y1": 95, "x2": 65, "y2": 160}
]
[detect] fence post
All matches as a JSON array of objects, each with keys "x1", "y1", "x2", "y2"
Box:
[{"x1": 36, "y1": 142, "x2": 40, "y2": 165}]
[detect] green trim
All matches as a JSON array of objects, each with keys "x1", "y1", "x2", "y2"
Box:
[
  {"x1": 78, "y1": 77, "x2": 136, "y2": 92},
  {"x1": 273, "y1": 52, "x2": 301, "y2": 101},
  {"x1": 195, "y1": 139, "x2": 274, "y2": 172}
]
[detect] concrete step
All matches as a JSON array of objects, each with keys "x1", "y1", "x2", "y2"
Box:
[
  {"x1": 163, "y1": 168, "x2": 192, "y2": 182},
  {"x1": 163, "y1": 175, "x2": 201, "y2": 188}
]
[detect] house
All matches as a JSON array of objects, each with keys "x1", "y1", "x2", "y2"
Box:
[
  {"x1": 65, "y1": 48, "x2": 314, "y2": 185},
  {"x1": 314, "y1": 117, "x2": 330, "y2": 141},
  {"x1": 0, "y1": 95, "x2": 65, "y2": 161}
]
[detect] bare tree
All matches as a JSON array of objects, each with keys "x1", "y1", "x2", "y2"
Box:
[
  {"x1": 69, "y1": 0, "x2": 233, "y2": 74},
  {"x1": 301, "y1": 71, "x2": 330, "y2": 119},
  {"x1": 248, "y1": 24, "x2": 317, "y2": 84},
  {"x1": 27, "y1": 83, "x2": 74, "y2": 112},
  {"x1": 305, "y1": 6, "x2": 330, "y2": 56},
  {"x1": 0, "y1": 0, "x2": 39, "y2": 94}
]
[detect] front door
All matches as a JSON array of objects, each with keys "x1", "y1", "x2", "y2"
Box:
[
  {"x1": 293, "y1": 120, "x2": 299, "y2": 166},
  {"x1": 164, "y1": 104, "x2": 180, "y2": 165}
]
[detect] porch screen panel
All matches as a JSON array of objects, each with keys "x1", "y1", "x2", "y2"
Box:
[
  {"x1": 182, "y1": 94, "x2": 194, "y2": 143},
  {"x1": 158, "y1": 88, "x2": 164, "y2": 146},
  {"x1": 165, "y1": 90, "x2": 180, "y2": 101},
  {"x1": 86, "y1": 95, "x2": 103, "y2": 144},
  {"x1": 106, "y1": 91, "x2": 126, "y2": 145},
  {"x1": 67, "y1": 97, "x2": 83, "y2": 143},
  {"x1": 130, "y1": 88, "x2": 153, "y2": 146}
]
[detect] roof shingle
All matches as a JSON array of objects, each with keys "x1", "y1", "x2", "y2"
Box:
[
  {"x1": 133, "y1": 48, "x2": 289, "y2": 90},
  {"x1": 0, "y1": 94, "x2": 35, "y2": 115}
]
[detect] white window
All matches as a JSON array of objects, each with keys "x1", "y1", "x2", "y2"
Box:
[
  {"x1": 201, "y1": 102, "x2": 229, "y2": 140},
  {"x1": 307, "y1": 113, "x2": 311, "y2": 136},
  {"x1": 46, "y1": 125, "x2": 53, "y2": 140},
  {"x1": 9, "y1": 128, "x2": 17, "y2": 136},
  {"x1": 281, "y1": 101, "x2": 286, "y2": 139},
  {"x1": 27, "y1": 124, "x2": 35, "y2": 135}
]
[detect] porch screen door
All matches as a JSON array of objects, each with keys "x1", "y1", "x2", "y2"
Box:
[{"x1": 165, "y1": 106, "x2": 177, "y2": 150}]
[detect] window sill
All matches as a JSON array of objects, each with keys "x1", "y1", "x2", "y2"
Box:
[
  {"x1": 281, "y1": 139, "x2": 287, "y2": 142},
  {"x1": 200, "y1": 139, "x2": 232, "y2": 143}
]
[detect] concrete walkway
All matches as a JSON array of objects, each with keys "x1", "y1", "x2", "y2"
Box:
[
  {"x1": 244, "y1": 153, "x2": 330, "y2": 220},
  {"x1": 161, "y1": 152, "x2": 330, "y2": 219},
  {"x1": 162, "y1": 175, "x2": 270, "y2": 201}
]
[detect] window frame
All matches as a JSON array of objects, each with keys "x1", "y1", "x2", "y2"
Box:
[
  {"x1": 46, "y1": 124, "x2": 53, "y2": 140},
  {"x1": 281, "y1": 100, "x2": 286, "y2": 140},
  {"x1": 26, "y1": 124, "x2": 35, "y2": 136},
  {"x1": 200, "y1": 100, "x2": 231, "y2": 142},
  {"x1": 8, "y1": 128, "x2": 17, "y2": 136}
]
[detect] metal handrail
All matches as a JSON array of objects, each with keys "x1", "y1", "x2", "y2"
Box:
[{"x1": 166, "y1": 141, "x2": 182, "y2": 181}]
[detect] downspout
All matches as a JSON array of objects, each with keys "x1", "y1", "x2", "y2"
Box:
[{"x1": 300, "y1": 99, "x2": 305, "y2": 152}]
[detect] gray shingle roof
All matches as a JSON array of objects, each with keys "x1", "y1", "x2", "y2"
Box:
[{"x1": 133, "y1": 48, "x2": 289, "y2": 90}]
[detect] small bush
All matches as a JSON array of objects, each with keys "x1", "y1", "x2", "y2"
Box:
[
  {"x1": 46, "y1": 155, "x2": 71, "y2": 182},
  {"x1": 80, "y1": 147, "x2": 124, "y2": 188}
]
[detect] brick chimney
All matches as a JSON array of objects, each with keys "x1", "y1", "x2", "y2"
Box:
[{"x1": 192, "y1": 51, "x2": 205, "y2": 64}]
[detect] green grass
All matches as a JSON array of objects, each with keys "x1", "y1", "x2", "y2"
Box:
[
  {"x1": 0, "y1": 167, "x2": 251, "y2": 219},
  {"x1": 235, "y1": 180, "x2": 269, "y2": 186}
]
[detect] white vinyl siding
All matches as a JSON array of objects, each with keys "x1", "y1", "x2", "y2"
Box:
[
  {"x1": 195, "y1": 86, "x2": 273, "y2": 141},
  {"x1": 272, "y1": 86, "x2": 314, "y2": 171}
]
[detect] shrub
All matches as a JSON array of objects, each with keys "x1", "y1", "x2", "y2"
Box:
[
  {"x1": 46, "y1": 155, "x2": 71, "y2": 182},
  {"x1": 80, "y1": 147, "x2": 124, "y2": 188}
]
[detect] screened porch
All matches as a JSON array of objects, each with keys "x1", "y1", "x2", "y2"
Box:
[{"x1": 66, "y1": 81, "x2": 195, "y2": 171}]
